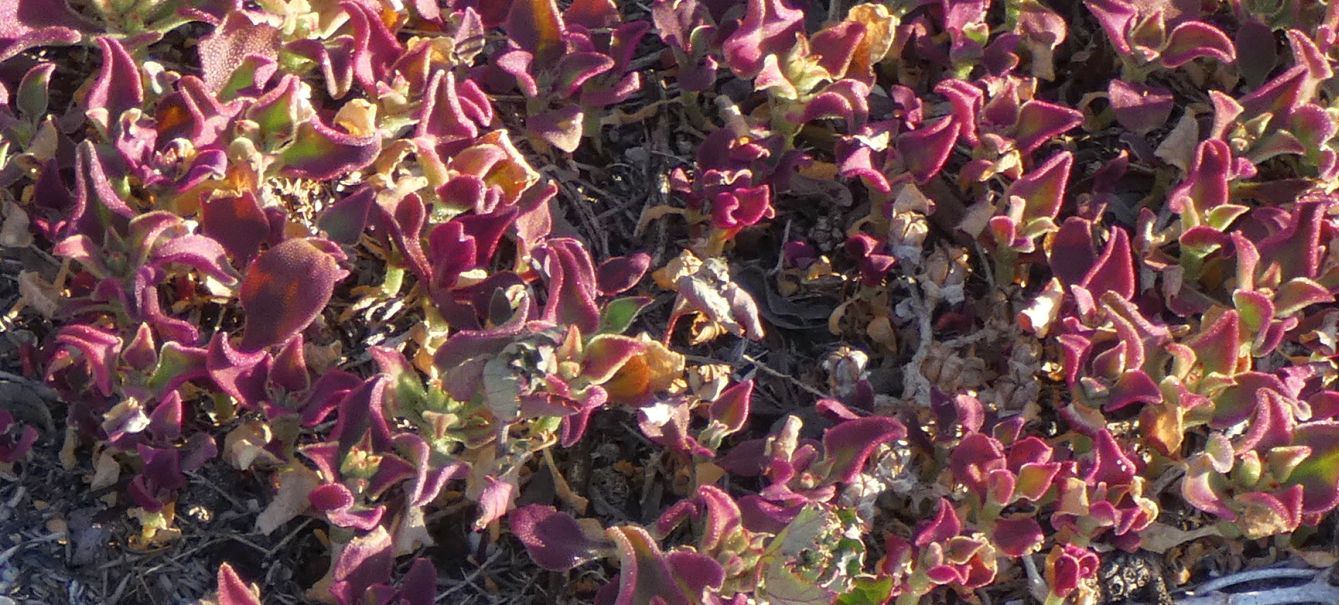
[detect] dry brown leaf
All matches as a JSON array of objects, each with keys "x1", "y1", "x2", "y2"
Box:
[
  {"x1": 224, "y1": 421, "x2": 282, "y2": 471},
  {"x1": 18, "y1": 271, "x2": 60, "y2": 319},
  {"x1": 0, "y1": 201, "x2": 32, "y2": 248},
  {"x1": 1156, "y1": 111, "x2": 1200, "y2": 172},
  {"x1": 256, "y1": 464, "x2": 320, "y2": 535},
  {"x1": 90, "y1": 449, "x2": 121, "y2": 491}
]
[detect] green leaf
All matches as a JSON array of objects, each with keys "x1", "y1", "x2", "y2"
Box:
[
  {"x1": 599, "y1": 296, "x2": 652, "y2": 334},
  {"x1": 836, "y1": 577, "x2": 895, "y2": 605}
]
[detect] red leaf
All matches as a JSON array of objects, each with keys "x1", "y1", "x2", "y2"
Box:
[{"x1": 239, "y1": 238, "x2": 348, "y2": 352}]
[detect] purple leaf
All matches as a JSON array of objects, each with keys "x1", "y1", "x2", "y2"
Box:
[
  {"x1": 202, "y1": 193, "x2": 271, "y2": 265},
  {"x1": 1045, "y1": 545, "x2": 1099, "y2": 599},
  {"x1": 1286, "y1": 421, "x2": 1339, "y2": 514},
  {"x1": 330, "y1": 527, "x2": 395, "y2": 605},
  {"x1": 822, "y1": 416, "x2": 906, "y2": 484},
  {"x1": 400, "y1": 558, "x2": 438, "y2": 605},
  {"x1": 507, "y1": 0, "x2": 566, "y2": 64},
  {"x1": 607, "y1": 525, "x2": 716, "y2": 605},
  {"x1": 87, "y1": 38, "x2": 143, "y2": 124},
  {"x1": 527, "y1": 104, "x2": 586, "y2": 153},
  {"x1": 710, "y1": 184, "x2": 773, "y2": 231},
  {"x1": 318, "y1": 187, "x2": 376, "y2": 246},
  {"x1": 206, "y1": 334, "x2": 271, "y2": 408},
  {"x1": 596, "y1": 253, "x2": 650, "y2": 296},
  {"x1": 896, "y1": 117, "x2": 961, "y2": 183},
  {"x1": 709, "y1": 380, "x2": 752, "y2": 434},
  {"x1": 0, "y1": 410, "x2": 37, "y2": 464},
  {"x1": 51, "y1": 325, "x2": 121, "y2": 397},
  {"x1": 1080, "y1": 227, "x2": 1135, "y2": 300},
  {"x1": 554, "y1": 52, "x2": 616, "y2": 98},
  {"x1": 915, "y1": 498, "x2": 963, "y2": 546},
  {"x1": 475, "y1": 475, "x2": 516, "y2": 530},
  {"x1": 1014, "y1": 100, "x2": 1083, "y2": 154},
  {"x1": 1188, "y1": 310, "x2": 1239, "y2": 376},
  {"x1": 1160, "y1": 20, "x2": 1235, "y2": 67},
  {"x1": 992, "y1": 517, "x2": 1043, "y2": 556},
  {"x1": 238, "y1": 238, "x2": 348, "y2": 353},
  {"x1": 720, "y1": 0, "x2": 805, "y2": 78},
  {"x1": 418, "y1": 70, "x2": 489, "y2": 143},
  {"x1": 510, "y1": 505, "x2": 609, "y2": 570},
  {"x1": 197, "y1": 11, "x2": 282, "y2": 95},
  {"x1": 278, "y1": 119, "x2": 382, "y2": 181},
  {"x1": 1258, "y1": 198, "x2": 1329, "y2": 281},
  {"x1": 217, "y1": 562, "x2": 262, "y2": 605},
  {"x1": 151, "y1": 235, "x2": 240, "y2": 287},
  {"x1": 582, "y1": 335, "x2": 645, "y2": 383},
  {"x1": 537, "y1": 238, "x2": 601, "y2": 334},
  {"x1": 1235, "y1": 19, "x2": 1277, "y2": 86},
  {"x1": 809, "y1": 20, "x2": 865, "y2": 78},
  {"x1": 1108, "y1": 80, "x2": 1173, "y2": 135},
  {"x1": 1006, "y1": 151, "x2": 1071, "y2": 222},
  {"x1": 0, "y1": 0, "x2": 87, "y2": 62},
  {"x1": 342, "y1": 0, "x2": 403, "y2": 93}
]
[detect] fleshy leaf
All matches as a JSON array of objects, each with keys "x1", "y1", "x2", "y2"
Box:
[
  {"x1": 1160, "y1": 21, "x2": 1235, "y2": 68},
  {"x1": 896, "y1": 117, "x2": 961, "y2": 183},
  {"x1": 87, "y1": 38, "x2": 143, "y2": 124},
  {"x1": 0, "y1": 0, "x2": 87, "y2": 63},
  {"x1": 582, "y1": 334, "x2": 645, "y2": 384},
  {"x1": 822, "y1": 416, "x2": 906, "y2": 484},
  {"x1": 510, "y1": 505, "x2": 609, "y2": 570},
  {"x1": 1006, "y1": 151, "x2": 1071, "y2": 222},
  {"x1": 217, "y1": 562, "x2": 263, "y2": 605},
  {"x1": 198, "y1": 11, "x2": 281, "y2": 95},
  {"x1": 1286, "y1": 422, "x2": 1339, "y2": 514},
  {"x1": 992, "y1": 517, "x2": 1043, "y2": 556},
  {"x1": 1014, "y1": 100, "x2": 1083, "y2": 154},
  {"x1": 239, "y1": 238, "x2": 348, "y2": 353},
  {"x1": 1108, "y1": 80, "x2": 1172, "y2": 135}
]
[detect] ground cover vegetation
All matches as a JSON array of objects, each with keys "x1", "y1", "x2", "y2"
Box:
[{"x1": 2, "y1": 0, "x2": 1339, "y2": 603}]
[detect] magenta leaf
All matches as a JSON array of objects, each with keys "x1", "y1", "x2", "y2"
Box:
[
  {"x1": 537, "y1": 238, "x2": 601, "y2": 334},
  {"x1": 330, "y1": 526, "x2": 395, "y2": 605},
  {"x1": 1014, "y1": 100, "x2": 1083, "y2": 154},
  {"x1": 1286, "y1": 422, "x2": 1339, "y2": 514},
  {"x1": 51, "y1": 325, "x2": 121, "y2": 397},
  {"x1": 217, "y1": 562, "x2": 262, "y2": 605},
  {"x1": 527, "y1": 104, "x2": 586, "y2": 153},
  {"x1": 822, "y1": 416, "x2": 906, "y2": 483},
  {"x1": 238, "y1": 238, "x2": 349, "y2": 353},
  {"x1": 151, "y1": 235, "x2": 240, "y2": 287},
  {"x1": 87, "y1": 38, "x2": 143, "y2": 124},
  {"x1": 897, "y1": 117, "x2": 961, "y2": 183},
  {"x1": 582, "y1": 334, "x2": 645, "y2": 383},
  {"x1": 201, "y1": 193, "x2": 270, "y2": 266},
  {"x1": 342, "y1": 0, "x2": 404, "y2": 93},
  {"x1": 1007, "y1": 151, "x2": 1071, "y2": 222},
  {"x1": 992, "y1": 517, "x2": 1043, "y2": 556},
  {"x1": 720, "y1": 0, "x2": 805, "y2": 78},
  {"x1": 0, "y1": 410, "x2": 38, "y2": 464},
  {"x1": 1108, "y1": 80, "x2": 1172, "y2": 135},
  {"x1": 197, "y1": 11, "x2": 282, "y2": 95},
  {"x1": 1045, "y1": 545, "x2": 1099, "y2": 599},
  {"x1": 1080, "y1": 227, "x2": 1135, "y2": 300},
  {"x1": 318, "y1": 187, "x2": 376, "y2": 246},
  {"x1": 1160, "y1": 21, "x2": 1235, "y2": 68},
  {"x1": 607, "y1": 524, "x2": 719, "y2": 605},
  {"x1": 915, "y1": 498, "x2": 963, "y2": 547},
  {"x1": 596, "y1": 253, "x2": 650, "y2": 296},
  {"x1": 0, "y1": 0, "x2": 87, "y2": 62},
  {"x1": 709, "y1": 380, "x2": 753, "y2": 434},
  {"x1": 278, "y1": 119, "x2": 382, "y2": 181},
  {"x1": 510, "y1": 505, "x2": 610, "y2": 570}
]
